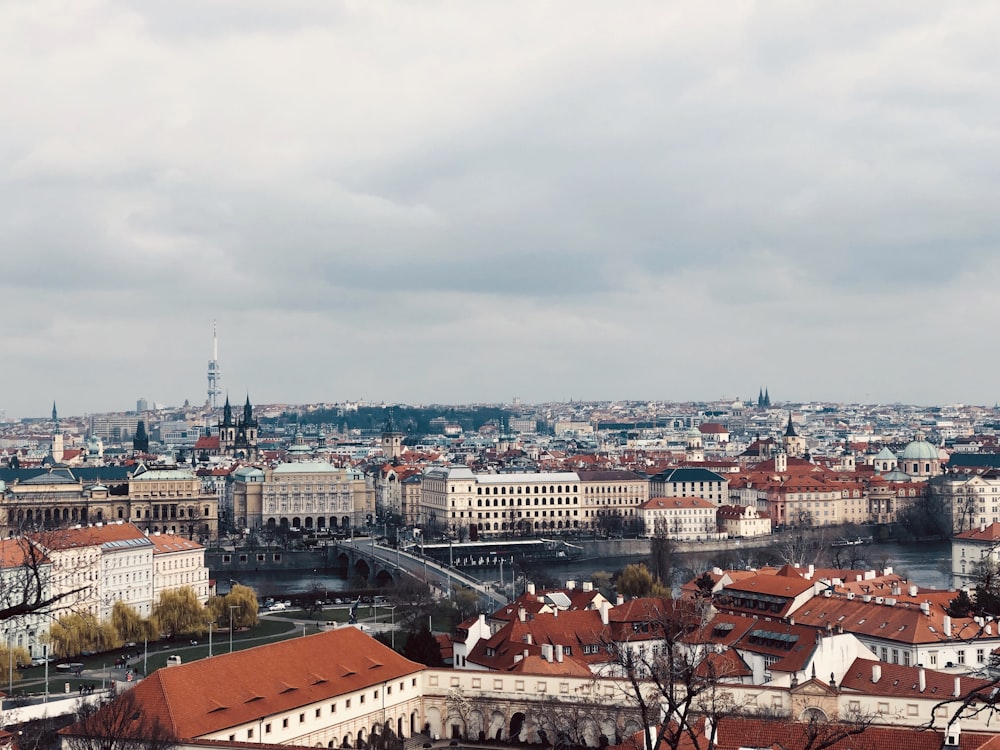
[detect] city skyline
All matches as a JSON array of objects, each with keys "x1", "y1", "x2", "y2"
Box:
[{"x1": 4, "y1": 3, "x2": 1000, "y2": 416}]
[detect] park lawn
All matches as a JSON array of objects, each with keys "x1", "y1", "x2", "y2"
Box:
[{"x1": 266, "y1": 607, "x2": 353, "y2": 623}]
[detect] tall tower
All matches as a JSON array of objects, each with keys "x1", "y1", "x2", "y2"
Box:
[{"x1": 207, "y1": 321, "x2": 222, "y2": 409}]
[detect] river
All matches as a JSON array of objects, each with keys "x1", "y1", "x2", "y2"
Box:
[{"x1": 216, "y1": 539, "x2": 954, "y2": 599}]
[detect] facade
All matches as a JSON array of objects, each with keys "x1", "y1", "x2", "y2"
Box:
[
  {"x1": 0, "y1": 465, "x2": 218, "y2": 542},
  {"x1": 0, "y1": 538, "x2": 52, "y2": 660},
  {"x1": 232, "y1": 461, "x2": 372, "y2": 533},
  {"x1": 951, "y1": 522, "x2": 1000, "y2": 590},
  {"x1": 716, "y1": 503, "x2": 772, "y2": 537},
  {"x1": 638, "y1": 497, "x2": 719, "y2": 540},
  {"x1": 929, "y1": 472, "x2": 1000, "y2": 534},
  {"x1": 577, "y1": 470, "x2": 649, "y2": 532},
  {"x1": 150, "y1": 532, "x2": 211, "y2": 606},
  {"x1": 649, "y1": 467, "x2": 729, "y2": 505},
  {"x1": 127, "y1": 464, "x2": 219, "y2": 539},
  {"x1": 421, "y1": 467, "x2": 583, "y2": 536}
]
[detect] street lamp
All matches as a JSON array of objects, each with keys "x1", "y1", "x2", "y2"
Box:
[
  {"x1": 229, "y1": 605, "x2": 238, "y2": 654},
  {"x1": 208, "y1": 621, "x2": 215, "y2": 658}
]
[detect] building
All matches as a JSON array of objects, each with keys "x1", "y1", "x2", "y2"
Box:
[
  {"x1": 649, "y1": 467, "x2": 729, "y2": 505},
  {"x1": 0, "y1": 464, "x2": 219, "y2": 541},
  {"x1": 62, "y1": 627, "x2": 426, "y2": 748},
  {"x1": 232, "y1": 461, "x2": 371, "y2": 533},
  {"x1": 951, "y1": 522, "x2": 1000, "y2": 590},
  {"x1": 149, "y1": 532, "x2": 211, "y2": 605},
  {"x1": 0, "y1": 538, "x2": 52, "y2": 660},
  {"x1": 577, "y1": 470, "x2": 649, "y2": 532},
  {"x1": 218, "y1": 396, "x2": 258, "y2": 459},
  {"x1": 716, "y1": 503, "x2": 772, "y2": 537},
  {"x1": 420, "y1": 467, "x2": 582, "y2": 536},
  {"x1": 638, "y1": 497, "x2": 719, "y2": 540}
]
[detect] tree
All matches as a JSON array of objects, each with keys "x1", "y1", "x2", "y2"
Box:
[
  {"x1": 402, "y1": 627, "x2": 443, "y2": 667},
  {"x1": 0, "y1": 644, "x2": 30, "y2": 678},
  {"x1": 154, "y1": 587, "x2": 206, "y2": 637},
  {"x1": 452, "y1": 586, "x2": 479, "y2": 620},
  {"x1": 897, "y1": 491, "x2": 952, "y2": 539},
  {"x1": 110, "y1": 601, "x2": 157, "y2": 644},
  {"x1": 206, "y1": 584, "x2": 259, "y2": 630},
  {"x1": 946, "y1": 588, "x2": 976, "y2": 618},
  {"x1": 0, "y1": 533, "x2": 88, "y2": 624},
  {"x1": 616, "y1": 564, "x2": 668, "y2": 599},
  {"x1": 62, "y1": 687, "x2": 177, "y2": 750},
  {"x1": 599, "y1": 597, "x2": 743, "y2": 750},
  {"x1": 47, "y1": 612, "x2": 120, "y2": 657},
  {"x1": 649, "y1": 529, "x2": 677, "y2": 592}
]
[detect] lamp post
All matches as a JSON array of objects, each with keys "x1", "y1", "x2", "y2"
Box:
[
  {"x1": 7, "y1": 634, "x2": 12, "y2": 700},
  {"x1": 43, "y1": 645, "x2": 48, "y2": 703},
  {"x1": 144, "y1": 637, "x2": 148, "y2": 676},
  {"x1": 208, "y1": 622, "x2": 214, "y2": 658},
  {"x1": 229, "y1": 605, "x2": 238, "y2": 654},
  {"x1": 385, "y1": 605, "x2": 396, "y2": 650}
]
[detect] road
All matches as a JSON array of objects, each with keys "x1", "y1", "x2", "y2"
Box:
[{"x1": 337, "y1": 539, "x2": 507, "y2": 609}]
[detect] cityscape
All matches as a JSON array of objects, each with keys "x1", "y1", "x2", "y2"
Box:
[
  {"x1": 6, "y1": 2, "x2": 1000, "y2": 750},
  {"x1": 5, "y1": 362, "x2": 1000, "y2": 748}
]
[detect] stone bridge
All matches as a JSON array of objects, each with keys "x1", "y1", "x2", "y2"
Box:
[{"x1": 327, "y1": 542, "x2": 400, "y2": 587}]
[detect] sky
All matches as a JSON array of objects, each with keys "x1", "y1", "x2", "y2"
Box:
[{"x1": 3, "y1": 1, "x2": 1000, "y2": 418}]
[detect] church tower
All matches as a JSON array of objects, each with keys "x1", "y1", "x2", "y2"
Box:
[
  {"x1": 381, "y1": 411, "x2": 403, "y2": 461},
  {"x1": 234, "y1": 395, "x2": 259, "y2": 459},
  {"x1": 219, "y1": 396, "x2": 237, "y2": 454}
]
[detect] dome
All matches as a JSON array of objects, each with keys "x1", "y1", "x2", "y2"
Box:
[{"x1": 900, "y1": 432, "x2": 938, "y2": 461}]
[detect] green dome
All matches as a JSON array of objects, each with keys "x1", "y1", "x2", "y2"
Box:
[{"x1": 900, "y1": 432, "x2": 938, "y2": 461}]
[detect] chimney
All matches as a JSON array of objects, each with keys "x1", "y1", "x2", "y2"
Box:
[
  {"x1": 525, "y1": 634, "x2": 533, "y2": 645},
  {"x1": 944, "y1": 615, "x2": 952, "y2": 637},
  {"x1": 527, "y1": 582, "x2": 536, "y2": 596},
  {"x1": 514, "y1": 654, "x2": 523, "y2": 664},
  {"x1": 599, "y1": 600, "x2": 610, "y2": 626},
  {"x1": 553, "y1": 608, "x2": 558, "y2": 618},
  {"x1": 891, "y1": 585, "x2": 901, "y2": 597},
  {"x1": 871, "y1": 664, "x2": 881, "y2": 683},
  {"x1": 582, "y1": 581, "x2": 593, "y2": 592},
  {"x1": 919, "y1": 668, "x2": 926, "y2": 693},
  {"x1": 555, "y1": 645, "x2": 564, "y2": 663},
  {"x1": 920, "y1": 602, "x2": 930, "y2": 616},
  {"x1": 566, "y1": 580, "x2": 577, "y2": 590},
  {"x1": 616, "y1": 594, "x2": 624, "y2": 606},
  {"x1": 518, "y1": 607, "x2": 526, "y2": 623},
  {"x1": 909, "y1": 584, "x2": 919, "y2": 597},
  {"x1": 954, "y1": 676, "x2": 962, "y2": 697},
  {"x1": 541, "y1": 644, "x2": 553, "y2": 662},
  {"x1": 808, "y1": 564, "x2": 815, "y2": 578}
]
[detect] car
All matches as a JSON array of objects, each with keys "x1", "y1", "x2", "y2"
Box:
[
  {"x1": 189, "y1": 639, "x2": 198, "y2": 646},
  {"x1": 124, "y1": 641, "x2": 137, "y2": 648}
]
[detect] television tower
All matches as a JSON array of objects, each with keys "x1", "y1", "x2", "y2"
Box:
[{"x1": 207, "y1": 321, "x2": 222, "y2": 409}]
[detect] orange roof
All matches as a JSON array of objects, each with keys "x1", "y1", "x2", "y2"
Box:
[
  {"x1": 68, "y1": 627, "x2": 423, "y2": 740},
  {"x1": 30, "y1": 522, "x2": 148, "y2": 551},
  {"x1": 955, "y1": 522, "x2": 1000, "y2": 542},
  {"x1": 148, "y1": 533, "x2": 204, "y2": 554}
]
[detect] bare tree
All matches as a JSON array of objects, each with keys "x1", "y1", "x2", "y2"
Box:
[
  {"x1": 62, "y1": 689, "x2": 177, "y2": 750},
  {"x1": 598, "y1": 597, "x2": 748, "y2": 750}
]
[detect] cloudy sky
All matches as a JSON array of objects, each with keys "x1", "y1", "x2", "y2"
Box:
[{"x1": 3, "y1": 1, "x2": 1000, "y2": 417}]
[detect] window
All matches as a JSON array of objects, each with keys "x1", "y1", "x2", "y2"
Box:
[
  {"x1": 283, "y1": 718, "x2": 289, "y2": 728},
  {"x1": 958, "y1": 650, "x2": 966, "y2": 665},
  {"x1": 346, "y1": 699, "x2": 351, "y2": 708},
  {"x1": 299, "y1": 713, "x2": 305, "y2": 723},
  {"x1": 265, "y1": 724, "x2": 272, "y2": 734},
  {"x1": 248, "y1": 729, "x2": 254, "y2": 739}
]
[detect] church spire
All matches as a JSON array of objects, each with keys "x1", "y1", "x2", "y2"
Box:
[
  {"x1": 785, "y1": 411, "x2": 797, "y2": 437},
  {"x1": 52, "y1": 401, "x2": 58, "y2": 424},
  {"x1": 222, "y1": 395, "x2": 233, "y2": 427}
]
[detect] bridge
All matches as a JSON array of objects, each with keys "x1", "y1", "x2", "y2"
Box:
[{"x1": 330, "y1": 539, "x2": 507, "y2": 609}]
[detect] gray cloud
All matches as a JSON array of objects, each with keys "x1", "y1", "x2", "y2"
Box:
[{"x1": 3, "y1": 1, "x2": 1000, "y2": 415}]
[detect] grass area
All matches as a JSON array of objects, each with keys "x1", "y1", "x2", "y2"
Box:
[{"x1": 267, "y1": 607, "x2": 353, "y2": 623}]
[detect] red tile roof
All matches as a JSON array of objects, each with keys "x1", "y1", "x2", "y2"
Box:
[{"x1": 65, "y1": 627, "x2": 423, "y2": 740}]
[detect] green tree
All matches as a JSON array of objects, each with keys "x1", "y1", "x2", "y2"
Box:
[
  {"x1": 154, "y1": 587, "x2": 207, "y2": 637},
  {"x1": 0, "y1": 645, "x2": 30, "y2": 679},
  {"x1": 47, "y1": 612, "x2": 120, "y2": 657},
  {"x1": 616, "y1": 564, "x2": 667, "y2": 599},
  {"x1": 452, "y1": 586, "x2": 479, "y2": 620},
  {"x1": 111, "y1": 601, "x2": 157, "y2": 644},
  {"x1": 402, "y1": 628, "x2": 443, "y2": 667},
  {"x1": 206, "y1": 584, "x2": 259, "y2": 630},
  {"x1": 946, "y1": 589, "x2": 975, "y2": 618}
]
